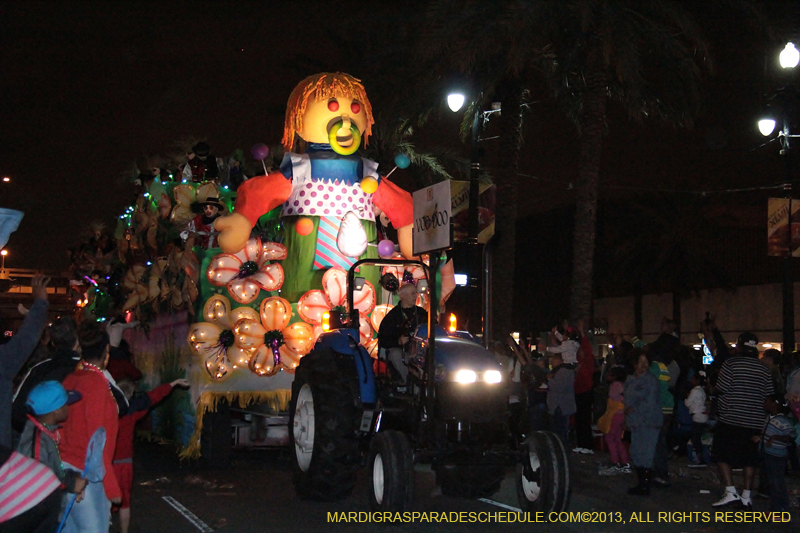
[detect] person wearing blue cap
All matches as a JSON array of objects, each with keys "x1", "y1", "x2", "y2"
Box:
[{"x1": 16, "y1": 381, "x2": 87, "y2": 507}]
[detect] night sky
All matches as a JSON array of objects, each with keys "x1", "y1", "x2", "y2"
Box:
[{"x1": 0, "y1": 1, "x2": 795, "y2": 272}]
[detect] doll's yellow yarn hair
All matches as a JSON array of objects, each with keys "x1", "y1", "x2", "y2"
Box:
[{"x1": 282, "y1": 72, "x2": 375, "y2": 151}]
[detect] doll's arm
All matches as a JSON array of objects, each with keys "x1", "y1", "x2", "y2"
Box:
[
  {"x1": 215, "y1": 172, "x2": 293, "y2": 253},
  {"x1": 372, "y1": 179, "x2": 414, "y2": 258}
]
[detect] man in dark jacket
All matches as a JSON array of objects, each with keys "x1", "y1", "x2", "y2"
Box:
[
  {"x1": 378, "y1": 283, "x2": 427, "y2": 383},
  {"x1": 12, "y1": 317, "x2": 81, "y2": 436},
  {"x1": 0, "y1": 275, "x2": 49, "y2": 448}
]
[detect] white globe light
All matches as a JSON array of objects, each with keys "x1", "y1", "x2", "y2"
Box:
[
  {"x1": 447, "y1": 93, "x2": 466, "y2": 112},
  {"x1": 780, "y1": 42, "x2": 800, "y2": 69},
  {"x1": 758, "y1": 118, "x2": 777, "y2": 137}
]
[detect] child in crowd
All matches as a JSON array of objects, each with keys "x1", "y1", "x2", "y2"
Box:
[
  {"x1": 113, "y1": 377, "x2": 189, "y2": 533},
  {"x1": 16, "y1": 381, "x2": 88, "y2": 504},
  {"x1": 685, "y1": 371, "x2": 709, "y2": 467},
  {"x1": 756, "y1": 395, "x2": 797, "y2": 512},
  {"x1": 598, "y1": 367, "x2": 631, "y2": 473}
]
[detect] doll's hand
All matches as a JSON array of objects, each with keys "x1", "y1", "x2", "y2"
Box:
[
  {"x1": 171, "y1": 378, "x2": 190, "y2": 388},
  {"x1": 215, "y1": 213, "x2": 252, "y2": 253},
  {"x1": 396, "y1": 223, "x2": 414, "y2": 259}
]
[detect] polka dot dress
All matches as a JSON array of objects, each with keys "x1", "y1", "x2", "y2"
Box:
[{"x1": 282, "y1": 179, "x2": 375, "y2": 220}]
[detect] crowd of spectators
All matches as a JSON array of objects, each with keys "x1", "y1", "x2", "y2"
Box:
[
  {"x1": 496, "y1": 316, "x2": 799, "y2": 512},
  {"x1": 0, "y1": 277, "x2": 187, "y2": 533}
]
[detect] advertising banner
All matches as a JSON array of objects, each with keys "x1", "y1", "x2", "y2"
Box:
[
  {"x1": 767, "y1": 198, "x2": 800, "y2": 256},
  {"x1": 450, "y1": 181, "x2": 496, "y2": 244}
]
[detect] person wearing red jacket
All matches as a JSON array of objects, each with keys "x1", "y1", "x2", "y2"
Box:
[
  {"x1": 59, "y1": 325, "x2": 120, "y2": 533},
  {"x1": 572, "y1": 322, "x2": 597, "y2": 455},
  {"x1": 112, "y1": 377, "x2": 188, "y2": 533}
]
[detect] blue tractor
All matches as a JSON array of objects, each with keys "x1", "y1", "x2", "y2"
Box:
[{"x1": 289, "y1": 259, "x2": 570, "y2": 512}]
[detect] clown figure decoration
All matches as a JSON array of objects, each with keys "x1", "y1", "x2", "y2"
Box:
[{"x1": 215, "y1": 73, "x2": 414, "y2": 302}]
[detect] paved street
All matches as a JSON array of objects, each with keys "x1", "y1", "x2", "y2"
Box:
[{"x1": 121, "y1": 440, "x2": 798, "y2": 533}]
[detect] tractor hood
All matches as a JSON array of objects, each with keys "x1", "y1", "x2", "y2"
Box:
[{"x1": 413, "y1": 326, "x2": 501, "y2": 374}]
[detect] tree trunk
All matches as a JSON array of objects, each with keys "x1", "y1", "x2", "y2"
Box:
[
  {"x1": 490, "y1": 78, "x2": 524, "y2": 342},
  {"x1": 569, "y1": 50, "x2": 607, "y2": 324}
]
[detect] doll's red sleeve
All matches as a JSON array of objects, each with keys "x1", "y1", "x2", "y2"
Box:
[
  {"x1": 373, "y1": 178, "x2": 413, "y2": 227},
  {"x1": 235, "y1": 172, "x2": 293, "y2": 226}
]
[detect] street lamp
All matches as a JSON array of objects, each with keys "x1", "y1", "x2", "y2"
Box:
[
  {"x1": 1, "y1": 249, "x2": 7, "y2": 276},
  {"x1": 759, "y1": 41, "x2": 799, "y2": 352},
  {"x1": 447, "y1": 93, "x2": 466, "y2": 113},
  {"x1": 780, "y1": 42, "x2": 800, "y2": 69},
  {"x1": 446, "y1": 91, "x2": 500, "y2": 340}
]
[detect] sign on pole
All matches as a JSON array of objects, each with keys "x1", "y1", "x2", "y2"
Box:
[
  {"x1": 768, "y1": 197, "x2": 800, "y2": 256},
  {"x1": 412, "y1": 181, "x2": 452, "y2": 256}
]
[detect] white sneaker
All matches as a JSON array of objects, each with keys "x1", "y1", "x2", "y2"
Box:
[
  {"x1": 572, "y1": 447, "x2": 583, "y2": 454},
  {"x1": 580, "y1": 448, "x2": 594, "y2": 455},
  {"x1": 618, "y1": 463, "x2": 632, "y2": 474},
  {"x1": 712, "y1": 491, "x2": 741, "y2": 507}
]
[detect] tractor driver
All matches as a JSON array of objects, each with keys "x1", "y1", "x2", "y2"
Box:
[{"x1": 378, "y1": 283, "x2": 427, "y2": 384}]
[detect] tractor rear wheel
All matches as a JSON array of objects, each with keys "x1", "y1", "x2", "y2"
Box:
[{"x1": 290, "y1": 349, "x2": 360, "y2": 500}]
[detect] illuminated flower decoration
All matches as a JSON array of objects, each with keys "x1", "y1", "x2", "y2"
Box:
[
  {"x1": 370, "y1": 303, "x2": 393, "y2": 332},
  {"x1": 358, "y1": 313, "x2": 374, "y2": 345},
  {"x1": 322, "y1": 267, "x2": 347, "y2": 307},
  {"x1": 206, "y1": 238, "x2": 285, "y2": 304},
  {"x1": 352, "y1": 280, "x2": 376, "y2": 315},
  {"x1": 170, "y1": 182, "x2": 219, "y2": 227},
  {"x1": 234, "y1": 296, "x2": 315, "y2": 375},
  {"x1": 187, "y1": 295, "x2": 259, "y2": 381},
  {"x1": 297, "y1": 290, "x2": 330, "y2": 324}
]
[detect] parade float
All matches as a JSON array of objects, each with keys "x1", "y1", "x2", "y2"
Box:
[{"x1": 69, "y1": 72, "x2": 468, "y2": 458}]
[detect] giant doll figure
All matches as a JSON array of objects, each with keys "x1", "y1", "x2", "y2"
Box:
[{"x1": 215, "y1": 73, "x2": 414, "y2": 301}]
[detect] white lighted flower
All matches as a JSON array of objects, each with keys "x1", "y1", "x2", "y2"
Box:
[
  {"x1": 187, "y1": 294, "x2": 259, "y2": 381},
  {"x1": 233, "y1": 296, "x2": 314, "y2": 375},
  {"x1": 206, "y1": 238, "x2": 286, "y2": 304}
]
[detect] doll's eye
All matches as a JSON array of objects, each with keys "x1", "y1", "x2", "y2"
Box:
[
  {"x1": 327, "y1": 99, "x2": 339, "y2": 112},
  {"x1": 351, "y1": 101, "x2": 361, "y2": 114}
]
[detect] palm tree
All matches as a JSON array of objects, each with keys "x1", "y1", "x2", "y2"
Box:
[
  {"x1": 541, "y1": 2, "x2": 717, "y2": 322},
  {"x1": 419, "y1": 0, "x2": 552, "y2": 341},
  {"x1": 419, "y1": 0, "x2": 726, "y2": 336}
]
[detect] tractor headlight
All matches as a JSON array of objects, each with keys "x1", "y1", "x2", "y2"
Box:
[
  {"x1": 484, "y1": 370, "x2": 502, "y2": 384},
  {"x1": 452, "y1": 369, "x2": 477, "y2": 383}
]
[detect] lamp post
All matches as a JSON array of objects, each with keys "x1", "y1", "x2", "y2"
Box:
[
  {"x1": 760, "y1": 41, "x2": 799, "y2": 352},
  {"x1": 0, "y1": 249, "x2": 7, "y2": 278},
  {"x1": 447, "y1": 92, "x2": 495, "y2": 338}
]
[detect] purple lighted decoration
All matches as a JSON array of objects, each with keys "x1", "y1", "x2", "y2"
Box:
[
  {"x1": 402, "y1": 271, "x2": 414, "y2": 284},
  {"x1": 271, "y1": 338, "x2": 281, "y2": 368},
  {"x1": 264, "y1": 330, "x2": 284, "y2": 370},
  {"x1": 251, "y1": 143, "x2": 270, "y2": 175},
  {"x1": 377, "y1": 239, "x2": 395, "y2": 258},
  {"x1": 251, "y1": 143, "x2": 270, "y2": 161}
]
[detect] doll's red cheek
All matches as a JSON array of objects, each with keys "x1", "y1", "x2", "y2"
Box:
[{"x1": 328, "y1": 100, "x2": 339, "y2": 112}]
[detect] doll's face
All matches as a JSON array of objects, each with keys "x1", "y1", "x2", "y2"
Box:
[
  {"x1": 203, "y1": 204, "x2": 220, "y2": 218},
  {"x1": 297, "y1": 95, "x2": 368, "y2": 144}
]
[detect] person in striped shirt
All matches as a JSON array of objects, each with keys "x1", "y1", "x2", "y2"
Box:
[
  {"x1": 711, "y1": 332, "x2": 774, "y2": 509},
  {"x1": 0, "y1": 443, "x2": 61, "y2": 532}
]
